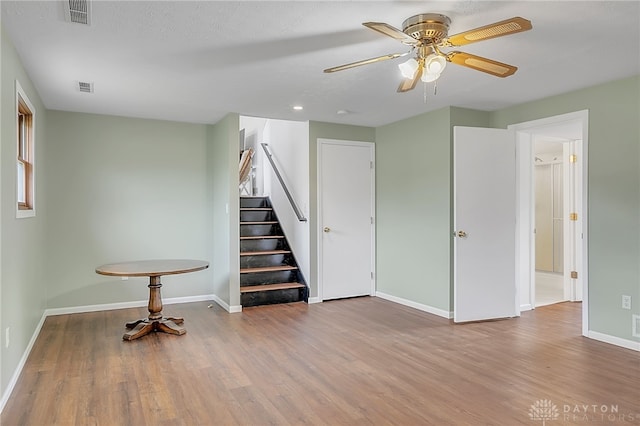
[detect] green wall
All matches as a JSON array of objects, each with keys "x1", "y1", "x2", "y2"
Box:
[
  {"x1": 44, "y1": 111, "x2": 212, "y2": 308},
  {"x1": 207, "y1": 113, "x2": 240, "y2": 308},
  {"x1": 308, "y1": 121, "x2": 375, "y2": 298},
  {"x1": 491, "y1": 76, "x2": 640, "y2": 341},
  {"x1": 375, "y1": 107, "x2": 452, "y2": 311},
  {"x1": 1, "y1": 26, "x2": 48, "y2": 395}
]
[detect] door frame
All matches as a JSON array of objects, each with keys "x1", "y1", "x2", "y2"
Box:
[
  {"x1": 317, "y1": 138, "x2": 376, "y2": 302},
  {"x1": 509, "y1": 110, "x2": 589, "y2": 336}
]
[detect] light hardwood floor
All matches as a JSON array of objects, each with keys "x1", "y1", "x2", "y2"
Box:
[
  {"x1": 535, "y1": 271, "x2": 565, "y2": 307},
  {"x1": 2, "y1": 298, "x2": 639, "y2": 425}
]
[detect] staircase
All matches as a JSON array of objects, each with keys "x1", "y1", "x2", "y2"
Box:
[{"x1": 240, "y1": 196, "x2": 308, "y2": 307}]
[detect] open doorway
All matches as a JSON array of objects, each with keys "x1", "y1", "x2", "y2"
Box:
[
  {"x1": 510, "y1": 110, "x2": 588, "y2": 336},
  {"x1": 534, "y1": 138, "x2": 572, "y2": 307}
]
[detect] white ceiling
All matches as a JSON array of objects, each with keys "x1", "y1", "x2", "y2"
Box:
[{"x1": 2, "y1": 1, "x2": 639, "y2": 127}]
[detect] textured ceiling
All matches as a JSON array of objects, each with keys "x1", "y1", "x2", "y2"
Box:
[{"x1": 2, "y1": 1, "x2": 639, "y2": 127}]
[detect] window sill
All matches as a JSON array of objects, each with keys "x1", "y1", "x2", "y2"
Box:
[{"x1": 16, "y1": 208, "x2": 35, "y2": 219}]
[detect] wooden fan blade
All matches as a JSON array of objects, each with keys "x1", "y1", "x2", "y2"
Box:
[
  {"x1": 324, "y1": 52, "x2": 408, "y2": 73},
  {"x1": 447, "y1": 51, "x2": 517, "y2": 77},
  {"x1": 363, "y1": 22, "x2": 421, "y2": 46},
  {"x1": 397, "y1": 63, "x2": 423, "y2": 92},
  {"x1": 444, "y1": 17, "x2": 532, "y2": 47}
]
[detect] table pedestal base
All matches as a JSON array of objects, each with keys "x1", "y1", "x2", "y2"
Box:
[
  {"x1": 122, "y1": 275, "x2": 187, "y2": 340},
  {"x1": 123, "y1": 316, "x2": 185, "y2": 341}
]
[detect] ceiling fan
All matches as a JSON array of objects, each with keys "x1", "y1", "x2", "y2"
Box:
[{"x1": 324, "y1": 14, "x2": 532, "y2": 93}]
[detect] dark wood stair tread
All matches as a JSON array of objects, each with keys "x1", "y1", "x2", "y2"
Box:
[
  {"x1": 240, "y1": 235, "x2": 284, "y2": 240},
  {"x1": 239, "y1": 196, "x2": 307, "y2": 306},
  {"x1": 240, "y1": 282, "x2": 305, "y2": 293},
  {"x1": 240, "y1": 265, "x2": 298, "y2": 274},
  {"x1": 240, "y1": 250, "x2": 291, "y2": 256}
]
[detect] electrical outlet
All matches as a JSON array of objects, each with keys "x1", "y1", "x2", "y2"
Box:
[
  {"x1": 622, "y1": 295, "x2": 632, "y2": 310},
  {"x1": 633, "y1": 315, "x2": 640, "y2": 338},
  {"x1": 5, "y1": 327, "x2": 9, "y2": 348}
]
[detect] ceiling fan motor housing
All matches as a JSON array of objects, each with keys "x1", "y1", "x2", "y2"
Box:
[{"x1": 402, "y1": 13, "x2": 451, "y2": 43}]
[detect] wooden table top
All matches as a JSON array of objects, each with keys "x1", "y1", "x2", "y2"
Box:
[{"x1": 95, "y1": 259, "x2": 209, "y2": 277}]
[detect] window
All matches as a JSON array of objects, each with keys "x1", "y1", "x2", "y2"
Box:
[{"x1": 16, "y1": 81, "x2": 36, "y2": 218}]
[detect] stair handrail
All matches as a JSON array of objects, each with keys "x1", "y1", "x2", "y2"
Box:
[{"x1": 260, "y1": 143, "x2": 307, "y2": 222}]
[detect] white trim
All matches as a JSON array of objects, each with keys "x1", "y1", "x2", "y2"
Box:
[
  {"x1": 166, "y1": 294, "x2": 215, "y2": 306},
  {"x1": 317, "y1": 138, "x2": 376, "y2": 302},
  {"x1": 562, "y1": 142, "x2": 572, "y2": 301},
  {"x1": 46, "y1": 300, "x2": 147, "y2": 316},
  {"x1": 520, "y1": 303, "x2": 533, "y2": 312},
  {"x1": 587, "y1": 331, "x2": 640, "y2": 352},
  {"x1": 0, "y1": 312, "x2": 47, "y2": 413},
  {"x1": 376, "y1": 292, "x2": 453, "y2": 319},
  {"x1": 516, "y1": 132, "x2": 536, "y2": 309},
  {"x1": 307, "y1": 297, "x2": 321, "y2": 304},
  {"x1": 15, "y1": 80, "x2": 37, "y2": 219},
  {"x1": 15, "y1": 209, "x2": 36, "y2": 219},
  {"x1": 211, "y1": 294, "x2": 242, "y2": 313},
  {"x1": 509, "y1": 110, "x2": 589, "y2": 336},
  {"x1": 44, "y1": 294, "x2": 216, "y2": 316}
]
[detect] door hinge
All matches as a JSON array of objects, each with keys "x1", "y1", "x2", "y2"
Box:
[
  {"x1": 569, "y1": 212, "x2": 578, "y2": 221},
  {"x1": 370, "y1": 161, "x2": 374, "y2": 169},
  {"x1": 371, "y1": 217, "x2": 374, "y2": 224},
  {"x1": 571, "y1": 271, "x2": 578, "y2": 279},
  {"x1": 371, "y1": 272, "x2": 374, "y2": 279},
  {"x1": 569, "y1": 154, "x2": 577, "y2": 163}
]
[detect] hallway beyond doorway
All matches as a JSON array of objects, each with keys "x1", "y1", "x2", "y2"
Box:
[{"x1": 535, "y1": 271, "x2": 565, "y2": 307}]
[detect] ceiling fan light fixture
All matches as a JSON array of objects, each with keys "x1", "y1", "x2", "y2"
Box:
[
  {"x1": 325, "y1": 14, "x2": 532, "y2": 93},
  {"x1": 425, "y1": 53, "x2": 447, "y2": 74},
  {"x1": 421, "y1": 71, "x2": 440, "y2": 83},
  {"x1": 398, "y1": 58, "x2": 419, "y2": 79}
]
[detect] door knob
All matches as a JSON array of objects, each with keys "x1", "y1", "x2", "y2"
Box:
[
  {"x1": 323, "y1": 227, "x2": 331, "y2": 233},
  {"x1": 457, "y1": 230, "x2": 467, "y2": 238}
]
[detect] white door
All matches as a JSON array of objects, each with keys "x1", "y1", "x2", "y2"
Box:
[
  {"x1": 454, "y1": 127, "x2": 518, "y2": 322},
  {"x1": 318, "y1": 139, "x2": 375, "y2": 300}
]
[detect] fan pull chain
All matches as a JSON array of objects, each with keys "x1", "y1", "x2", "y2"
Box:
[
  {"x1": 434, "y1": 80, "x2": 438, "y2": 96},
  {"x1": 423, "y1": 82, "x2": 428, "y2": 104}
]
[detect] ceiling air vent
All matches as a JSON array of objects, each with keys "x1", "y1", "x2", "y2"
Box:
[
  {"x1": 78, "y1": 81, "x2": 94, "y2": 93},
  {"x1": 64, "y1": 0, "x2": 91, "y2": 25}
]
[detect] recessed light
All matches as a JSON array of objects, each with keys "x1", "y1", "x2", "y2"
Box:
[
  {"x1": 337, "y1": 109, "x2": 350, "y2": 115},
  {"x1": 292, "y1": 105, "x2": 303, "y2": 111}
]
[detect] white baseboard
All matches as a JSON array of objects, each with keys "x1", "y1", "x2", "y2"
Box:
[
  {"x1": 44, "y1": 294, "x2": 216, "y2": 317},
  {"x1": 587, "y1": 330, "x2": 640, "y2": 352},
  {"x1": 0, "y1": 312, "x2": 47, "y2": 413},
  {"x1": 45, "y1": 300, "x2": 147, "y2": 316},
  {"x1": 376, "y1": 291, "x2": 453, "y2": 319},
  {"x1": 211, "y1": 295, "x2": 242, "y2": 313},
  {"x1": 307, "y1": 297, "x2": 321, "y2": 304},
  {"x1": 520, "y1": 303, "x2": 533, "y2": 311}
]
